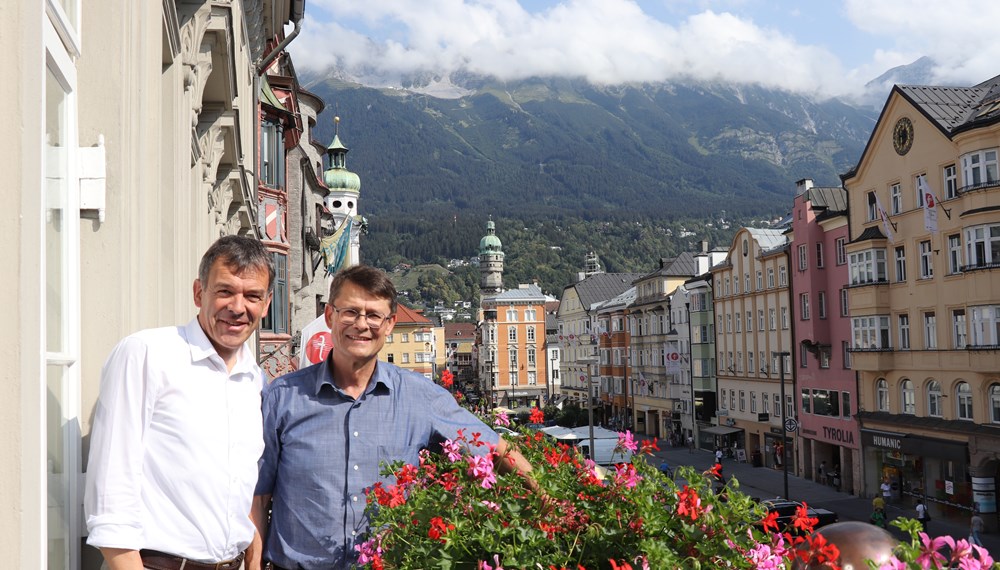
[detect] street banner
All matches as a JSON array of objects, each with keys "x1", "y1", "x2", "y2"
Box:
[
  {"x1": 919, "y1": 177, "x2": 938, "y2": 233},
  {"x1": 298, "y1": 314, "x2": 333, "y2": 369},
  {"x1": 875, "y1": 193, "x2": 895, "y2": 243}
]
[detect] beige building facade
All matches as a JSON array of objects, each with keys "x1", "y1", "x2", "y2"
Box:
[
  {"x1": 844, "y1": 75, "x2": 1000, "y2": 519},
  {"x1": 712, "y1": 228, "x2": 796, "y2": 471},
  {"x1": 3, "y1": 1, "x2": 303, "y2": 567}
]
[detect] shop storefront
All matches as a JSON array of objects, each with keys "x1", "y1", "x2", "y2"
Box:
[
  {"x1": 764, "y1": 430, "x2": 794, "y2": 471},
  {"x1": 862, "y1": 429, "x2": 971, "y2": 517}
]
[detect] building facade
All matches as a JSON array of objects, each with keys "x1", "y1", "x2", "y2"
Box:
[
  {"x1": 712, "y1": 228, "x2": 796, "y2": 471},
  {"x1": 481, "y1": 285, "x2": 550, "y2": 410},
  {"x1": 4, "y1": 1, "x2": 304, "y2": 567},
  {"x1": 381, "y1": 305, "x2": 442, "y2": 378},
  {"x1": 788, "y1": 179, "x2": 860, "y2": 494},
  {"x1": 596, "y1": 287, "x2": 636, "y2": 429},
  {"x1": 843, "y1": 74, "x2": 1000, "y2": 520}
]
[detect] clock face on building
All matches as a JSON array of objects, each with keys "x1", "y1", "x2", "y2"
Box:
[{"x1": 892, "y1": 117, "x2": 914, "y2": 156}]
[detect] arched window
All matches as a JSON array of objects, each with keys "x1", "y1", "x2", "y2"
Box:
[
  {"x1": 877, "y1": 379, "x2": 890, "y2": 411},
  {"x1": 901, "y1": 379, "x2": 915, "y2": 414},
  {"x1": 927, "y1": 381, "x2": 942, "y2": 417},
  {"x1": 990, "y1": 384, "x2": 1000, "y2": 423},
  {"x1": 957, "y1": 382, "x2": 973, "y2": 420}
]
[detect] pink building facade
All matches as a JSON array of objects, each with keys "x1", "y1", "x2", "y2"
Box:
[{"x1": 789, "y1": 179, "x2": 862, "y2": 495}]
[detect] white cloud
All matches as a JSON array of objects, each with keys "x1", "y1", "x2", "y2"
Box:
[
  {"x1": 291, "y1": 0, "x2": 993, "y2": 97},
  {"x1": 844, "y1": 0, "x2": 1000, "y2": 85}
]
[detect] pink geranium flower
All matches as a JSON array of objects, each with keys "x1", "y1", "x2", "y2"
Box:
[
  {"x1": 617, "y1": 430, "x2": 638, "y2": 454},
  {"x1": 467, "y1": 454, "x2": 497, "y2": 489},
  {"x1": 494, "y1": 411, "x2": 511, "y2": 427},
  {"x1": 441, "y1": 438, "x2": 463, "y2": 462}
]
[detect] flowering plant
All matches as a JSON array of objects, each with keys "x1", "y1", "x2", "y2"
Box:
[{"x1": 355, "y1": 410, "x2": 996, "y2": 569}]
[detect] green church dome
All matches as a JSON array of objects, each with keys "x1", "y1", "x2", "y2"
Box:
[{"x1": 479, "y1": 220, "x2": 503, "y2": 255}]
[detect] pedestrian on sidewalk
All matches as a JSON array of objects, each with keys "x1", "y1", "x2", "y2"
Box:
[
  {"x1": 818, "y1": 461, "x2": 827, "y2": 485},
  {"x1": 971, "y1": 508, "x2": 984, "y2": 546},
  {"x1": 716, "y1": 447, "x2": 724, "y2": 463},
  {"x1": 870, "y1": 504, "x2": 887, "y2": 528},
  {"x1": 881, "y1": 477, "x2": 893, "y2": 504},
  {"x1": 915, "y1": 497, "x2": 930, "y2": 533},
  {"x1": 687, "y1": 435, "x2": 694, "y2": 453}
]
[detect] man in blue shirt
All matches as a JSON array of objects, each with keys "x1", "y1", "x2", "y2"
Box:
[{"x1": 252, "y1": 265, "x2": 533, "y2": 569}]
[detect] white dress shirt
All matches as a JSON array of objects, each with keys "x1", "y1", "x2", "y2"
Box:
[{"x1": 85, "y1": 319, "x2": 264, "y2": 562}]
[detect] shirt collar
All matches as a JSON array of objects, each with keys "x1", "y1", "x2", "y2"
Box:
[
  {"x1": 315, "y1": 354, "x2": 392, "y2": 397},
  {"x1": 184, "y1": 318, "x2": 257, "y2": 376}
]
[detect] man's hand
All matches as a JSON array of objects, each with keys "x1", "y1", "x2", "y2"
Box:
[
  {"x1": 249, "y1": 494, "x2": 272, "y2": 570},
  {"x1": 99, "y1": 548, "x2": 144, "y2": 570}
]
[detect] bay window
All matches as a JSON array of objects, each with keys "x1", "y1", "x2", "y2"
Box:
[
  {"x1": 961, "y1": 148, "x2": 999, "y2": 189},
  {"x1": 852, "y1": 315, "x2": 891, "y2": 349},
  {"x1": 849, "y1": 249, "x2": 887, "y2": 285},
  {"x1": 970, "y1": 305, "x2": 1000, "y2": 346},
  {"x1": 965, "y1": 223, "x2": 1000, "y2": 268}
]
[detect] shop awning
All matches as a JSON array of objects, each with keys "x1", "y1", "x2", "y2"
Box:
[{"x1": 701, "y1": 426, "x2": 744, "y2": 436}]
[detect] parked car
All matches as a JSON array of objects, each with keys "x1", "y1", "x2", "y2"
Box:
[
  {"x1": 758, "y1": 499, "x2": 838, "y2": 534},
  {"x1": 494, "y1": 426, "x2": 521, "y2": 438},
  {"x1": 576, "y1": 438, "x2": 633, "y2": 466}
]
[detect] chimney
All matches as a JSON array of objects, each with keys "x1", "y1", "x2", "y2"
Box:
[
  {"x1": 701, "y1": 240, "x2": 709, "y2": 253},
  {"x1": 796, "y1": 178, "x2": 814, "y2": 196}
]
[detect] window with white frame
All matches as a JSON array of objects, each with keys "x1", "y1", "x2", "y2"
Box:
[
  {"x1": 758, "y1": 309, "x2": 765, "y2": 331},
  {"x1": 836, "y1": 237, "x2": 847, "y2": 265},
  {"x1": 769, "y1": 308, "x2": 776, "y2": 330},
  {"x1": 948, "y1": 234, "x2": 963, "y2": 274},
  {"x1": 760, "y1": 351, "x2": 766, "y2": 374},
  {"x1": 990, "y1": 384, "x2": 1000, "y2": 423},
  {"x1": 924, "y1": 312, "x2": 937, "y2": 349},
  {"x1": 525, "y1": 308, "x2": 537, "y2": 320},
  {"x1": 961, "y1": 148, "x2": 999, "y2": 189},
  {"x1": 798, "y1": 244, "x2": 807, "y2": 270},
  {"x1": 877, "y1": 379, "x2": 889, "y2": 411},
  {"x1": 527, "y1": 348, "x2": 536, "y2": 365},
  {"x1": 816, "y1": 242, "x2": 824, "y2": 268},
  {"x1": 898, "y1": 314, "x2": 911, "y2": 349},
  {"x1": 819, "y1": 347, "x2": 830, "y2": 368},
  {"x1": 919, "y1": 241, "x2": 933, "y2": 279},
  {"x1": 818, "y1": 291, "x2": 827, "y2": 319},
  {"x1": 970, "y1": 305, "x2": 1000, "y2": 346},
  {"x1": 402, "y1": 353, "x2": 410, "y2": 363},
  {"x1": 735, "y1": 313, "x2": 741, "y2": 332},
  {"x1": 890, "y1": 183, "x2": 902, "y2": 214},
  {"x1": 774, "y1": 393, "x2": 781, "y2": 415},
  {"x1": 724, "y1": 278, "x2": 730, "y2": 296},
  {"x1": 779, "y1": 265, "x2": 787, "y2": 287},
  {"x1": 510, "y1": 371, "x2": 519, "y2": 386},
  {"x1": 731, "y1": 391, "x2": 737, "y2": 410},
  {"x1": 767, "y1": 268, "x2": 775, "y2": 288},
  {"x1": 786, "y1": 394, "x2": 794, "y2": 418},
  {"x1": 506, "y1": 308, "x2": 518, "y2": 321},
  {"x1": 849, "y1": 249, "x2": 888, "y2": 285},
  {"x1": 965, "y1": 224, "x2": 1000, "y2": 268},
  {"x1": 746, "y1": 311, "x2": 752, "y2": 331},
  {"x1": 739, "y1": 390, "x2": 746, "y2": 411},
  {"x1": 953, "y1": 309, "x2": 967, "y2": 349},
  {"x1": 745, "y1": 274, "x2": 751, "y2": 292},
  {"x1": 736, "y1": 351, "x2": 743, "y2": 373},
  {"x1": 800, "y1": 344, "x2": 809, "y2": 368},
  {"x1": 957, "y1": 382, "x2": 973, "y2": 420},
  {"x1": 733, "y1": 277, "x2": 739, "y2": 295},
  {"x1": 528, "y1": 371, "x2": 537, "y2": 385},
  {"x1": 721, "y1": 389, "x2": 728, "y2": 410},
  {"x1": 944, "y1": 164, "x2": 958, "y2": 199},
  {"x1": 508, "y1": 327, "x2": 517, "y2": 342},
  {"x1": 915, "y1": 174, "x2": 927, "y2": 208},
  {"x1": 261, "y1": 121, "x2": 285, "y2": 188},
  {"x1": 843, "y1": 341, "x2": 852, "y2": 369},
  {"x1": 840, "y1": 288, "x2": 849, "y2": 317},
  {"x1": 762, "y1": 391, "x2": 770, "y2": 414},
  {"x1": 509, "y1": 349, "x2": 517, "y2": 367},
  {"x1": 799, "y1": 294, "x2": 810, "y2": 320},
  {"x1": 756, "y1": 271, "x2": 763, "y2": 290},
  {"x1": 928, "y1": 381, "x2": 943, "y2": 417},
  {"x1": 901, "y1": 379, "x2": 915, "y2": 414},
  {"x1": 726, "y1": 314, "x2": 732, "y2": 333},
  {"x1": 750, "y1": 391, "x2": 757, "y2": 413},
  {"x1": 781, "y1": 306, "x2": 789, "y2": 329},
  {"x1": 894, "y1": 246, "x2": 906, "y2": 282},
  {"x1": 748, "y1": 351, "x2": 754, "y2": 374},
  {"x1": 867, "y1": 191, "x2": 878, "y2": 221},
  {"x1": 852, "y1": 315, "x2": 891, "y2": 349},
  {"x1": 527, "y1": 326, "x2": 536, "y2": 342}
]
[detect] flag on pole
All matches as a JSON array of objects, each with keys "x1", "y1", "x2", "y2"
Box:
[
  {"x1": 875, "y1": 193, "x2": 895, "y2": 243},
  {"x1": 919, "y1": 177, "x2": 939, "y2": 233},
  {"x1": 298, "y1": 314, "x2": 333, "y2": 369},
  {"x1": 320, "y1": 217, "x2": 353, "y2": 275}
]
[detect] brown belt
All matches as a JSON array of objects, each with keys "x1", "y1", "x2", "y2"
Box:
[{"x1": 139, "y1": 549, "x2": 245, "y2": 570}]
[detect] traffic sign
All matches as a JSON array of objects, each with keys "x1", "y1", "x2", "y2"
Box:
[{"x1": 784, "y1": 418, "x2": 798, "y2": 432}]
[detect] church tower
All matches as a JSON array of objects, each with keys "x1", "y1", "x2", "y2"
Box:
[
  {"x1": 322, "y1": 116, "x2": 362, "y2": 267},
  {"x1": 478, "y1": 218, "x2": 504, "y2": 295}
]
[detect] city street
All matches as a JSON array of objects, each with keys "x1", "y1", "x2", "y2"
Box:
[{"x1": 647, "y1": 440, "x2": 999, "y2": 558}]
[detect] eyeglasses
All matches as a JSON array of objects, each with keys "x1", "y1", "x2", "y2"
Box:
[{"x1": 331, "y1": 305, "x2": 391, "y2": 329}]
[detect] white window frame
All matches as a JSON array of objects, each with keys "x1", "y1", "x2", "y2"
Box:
[
  {"x1": 944, "y1": 164, "x2": 958, "y2": 199},
  {"x1": 970, "y1": 305, "x2": 1000, "y2": 346},
  {"x1": 915, "y1": 174, "x2": 927, "y2": 208},
  {"x1": 924, "y1": 312, "x2": 937, "y2": 349},
  {"x1": 961, "y1": 148, "x2": 999, "y2": 189},
  {"x1": 957, "y1": 382, "x2": 973, "y2": 421},
  {"x1": 894, "y1": 246, "x2": 906, "y2": 282},
  {"x1": 818, "y1": 291, "x2": 827, "y2": 319},
  {"x1": 953, "y1": 309, "x2": 967, "y2": 349},
  {"x1": 852, "y1": 315, "x2": 891, "y2": 349},
  {"x1": 835, "y1": 237, "x2": 847, "y2": 265},
  {"x1": 799, "y1": 294, "x2": 810, "y2": 320},
  {"x1": 928, "y1": 381, "x2": 942, "y2": 417},
  {"x1": 816, "y1": 242, "x2": 824, "y2": 268},
  {"x1": 848, "y1": 249, "x2": 888, "y2": 285},
  {"x1": 919, "y1": 240, "x2": 933, "y2": 279},
  {"x1": 877, "y1": 379, "x2": 889, "y2": 412},
  {"x1": 898, "y1": 314, "x2": 911, "y2": 350},
  {"x1": 965, "y1": 223, "x2": 1000, "y2": 269},
  {"x1": 948, "y1": 234, "x2": 963, "y2": 274},
  {"x1": 901, "y1": 379, "x2": 915, "y2": 414},
  {"x1": 890, "y1": 183, "x2": 902, "y2": 214},
  {"x1": 798, "y1": 244, "x2": 807, "y2": 271}
]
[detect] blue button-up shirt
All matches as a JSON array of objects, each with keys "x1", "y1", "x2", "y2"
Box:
[{"x1": 256, "y1": 358, "x2": 499, "y2": 569}]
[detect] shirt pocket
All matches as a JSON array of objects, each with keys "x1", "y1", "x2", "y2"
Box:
[{"x1": 376, "y1": 443, "x2": 422, "y2": 481}]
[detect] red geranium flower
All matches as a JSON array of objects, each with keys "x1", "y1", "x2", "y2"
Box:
[{"x1": 530, "y1": 407, "x2": 545, "y2": 424}]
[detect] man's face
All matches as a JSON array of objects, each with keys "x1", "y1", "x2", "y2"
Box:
[
  {"x1": 325, "y1": 281, "x2": 396, "y2": 367},
  {"x1": 194, "y1": 259, "x2": 272, "y2": 365}
]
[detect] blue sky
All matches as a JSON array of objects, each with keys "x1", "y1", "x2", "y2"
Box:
[{"x1": 290, "y1": 1, "x2": 1000, "y2": 98}]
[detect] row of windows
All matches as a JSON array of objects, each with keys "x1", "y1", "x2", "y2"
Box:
[
  {"x1": 718, "y1": 307, "x2": 788, "y2": 333},
  {"x1": 385, "y1": 352, "x2": 434, "y2": 364},
  {"x1": 864, "y1": 151, "x2": 998, "y2": 223},
  {"x1": 716, "y1": 265, "x2": 788, "y2": 297},
  {"x1": 849, "y1": 223, "x2": 1000, "y2": 287},
  {"x1": 385, "y1": 331, "x2": 433, "y2": 344},
  {"x1": 873, "y1": 379, "x2": 998, "y2": 421},
  {"x1": 800, "y1": 389, "x2": 851, "y2": 419},
  {"x1": 505, "y1": 308, "x2": 539, "y2": 321},
  {"x1": 720, "y1": 388, "x2": 794, "y2": 417},
  {"x1": 506, "y1": 326, "x2": 537, "y2": 342},
  {"x1": 851, "y1": 305, "x2": 1000, "y2": 350},
  {"x1": 718, "y1": 352, "x2": 791, "y2": 376}
]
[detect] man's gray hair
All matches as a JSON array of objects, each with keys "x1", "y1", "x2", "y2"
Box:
[{"x1": 198, "y1": 235, "x2": 276, "y2": 291}]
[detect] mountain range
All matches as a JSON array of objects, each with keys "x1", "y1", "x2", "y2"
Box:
[{"x1": 299, "y1": 60, "x2": 936, "y2": 294}]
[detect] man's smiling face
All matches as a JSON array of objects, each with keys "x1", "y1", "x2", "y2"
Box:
[{"x1": 325, "y1": 281, "x2": 396, "y2": 367}]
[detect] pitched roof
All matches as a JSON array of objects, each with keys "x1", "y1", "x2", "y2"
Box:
[
  {"x1": 394, "y1": 304, "x2": 433, "y2": 325},
  {"x1": 571, "y1": 273, "x2": 644, "y2": 311},
  {"x1": 636, "y1": 251, "x2": 699, "y2": 281},
  {"x1": 746, "y1": 227, "x2": 787, "y2": 252},
  {"x1": 489, "y1": 283, "x2": 547, "y2": 302},
  {"x1": 596, "y1": 286, "x2": 636, "y2": 312},
  {"x1": 444, "y1": 322, "x2": 476, "y2": 340},
  {"x1": 851, "y1": 225, "x2": 888, "y2": 244},
  {"x1": 804, "y1": 187, "x2": 847, "y2": 213}
]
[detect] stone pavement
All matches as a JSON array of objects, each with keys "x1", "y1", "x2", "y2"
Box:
[{"x1": 644, "y1": 438, "x2": 998, "y2": 558}]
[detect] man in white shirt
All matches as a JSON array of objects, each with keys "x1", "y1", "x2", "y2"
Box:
[{"x1": 85, "y1": 236, "x2": 274, "y2": 570}]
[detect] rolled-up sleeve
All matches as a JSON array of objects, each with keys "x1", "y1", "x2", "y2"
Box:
[
  {"x1": 84, "y1": 337, "x2": 152, "y2": 549},
  {"x1": 425, "y1": 383, "x2": 499, "y2": 454}
]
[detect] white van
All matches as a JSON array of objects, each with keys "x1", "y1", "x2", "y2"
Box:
[{"x1": 577, "y1": 438, "x2": 633, "y2": 466}]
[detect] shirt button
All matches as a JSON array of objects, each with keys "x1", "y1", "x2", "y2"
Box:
[
  {"x1": 352, "y1": 495, "x2": 358, "y2": 502},
  {"x1": 353, "y1": 431, "x2": 359, "y2": 437},
  {"x1": 351, "y1": 530, "x2": 357, "y2": 536},
  {"x1": 353, "y1": 465, "x2": 359, "y2": 470}
]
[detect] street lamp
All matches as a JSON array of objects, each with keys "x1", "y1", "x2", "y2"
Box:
[{"x1": 773, "y1": 351, "x2": 791, "y2": 499}]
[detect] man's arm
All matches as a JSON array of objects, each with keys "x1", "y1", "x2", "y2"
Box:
[
  {"x1": 99, "y1": 548, "x2": 144, "y2": 570},
  {"x1": 494, "y1": 437, "x2": 532, "y2": 476},
  {"x1": 248, "y1": 494, "x2": 272, "y2": 570}
]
